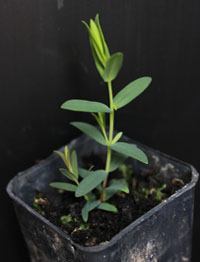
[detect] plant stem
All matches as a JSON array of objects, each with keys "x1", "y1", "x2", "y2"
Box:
[
  {"x1": 101, "y1": 81, "x2": 115, "y2": 200},
  {"x1": 108, "y1": 81, "x2": 114, "y2": 143}
]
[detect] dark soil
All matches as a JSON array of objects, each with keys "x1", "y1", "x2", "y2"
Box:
[{"x1": 32, "y1": 154, "x2": 187, "y2": 247}]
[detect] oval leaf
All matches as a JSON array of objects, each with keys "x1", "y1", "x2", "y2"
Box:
[
  {"x1": 71, "y1": 122, "x2": 106, "y2": 146},
  {"x1": 111, "y1": 142, "x2": 148, "y2": 164},
  {"x1": 61, "y1": 99, "x2": 110, "y2": 113},
  {"x1": 98, "y1": 203, "x2": 118, "y2": 213},
  {"x1": 103, "y1": 52, "x2": 123, "y2": 82},
  {"x1": 75, "y1": 170, "x2": 107, "y2": 197},
  {"x1": 50, "y1": 182, "x2": 77, "y2": 192},
  {"x1": 114, "y1": 77, "x2": 152, "y2": 109}
]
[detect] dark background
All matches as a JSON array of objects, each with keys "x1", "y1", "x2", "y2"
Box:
[{"x1": 1, "y1": 0, "x2": 200, "y2": 261}]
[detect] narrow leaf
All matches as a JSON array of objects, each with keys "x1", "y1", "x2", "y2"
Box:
[
  {"x1": 50, "y1": 182, "x2": 77, "y2": 192},
  {"x1": 103, "y1": 52, "x2": 123, "y2": 82},
  {"x1": 89, "y1": 19, "x2": 104, "y2": 55},
  {"x1": 82, "y1": 20, "x2": 105, "y2": 76},
  {"x1": 98, "y1": 203, "x2": 118, "y2": 213},
  {"x1": 113, "y1": 77, "x2": 152, "y2": 109},
  {"x1": 71, "y1": 150, "x2": 78, "y2": 178},
  {"x1": 71, "y1": 122, "x2": 106, "y2": 146},
  {"x1": 111, "y1": 142, "x2": 148, "y2": 164},
  {"x1": 75, "y1": 170, "x2": 107, "y2": 197},
  {"x1": 90, "y1": 36, "x2": 105, "y2": 67},
  {"x1": 59, "y1": 168, "x2": 77, "y2": 183},
  {"x1": 54, "y1": 151, "x2": 68, "y2": 167},
  {"x1": 61, "y1": 99, "x2": 110, "y2": 113},
  {"x1": 98, "y1": 112, "x2": 106, "y2": 127},
  {"x1": 81, "y1": 200, "x2": 101, "y2": 222},
  {"x1": 90, "y1": 40, "x2": 105, "y2": 77},
  {"x1": 64, "y1": 146, "x2": 72, "y2": 172},
  {"x1": 95, "y1": 14, "x2": 110, "y2": 58},
  {"x1": 112, "y1": 132, "x2": 123, "y2": 144}
]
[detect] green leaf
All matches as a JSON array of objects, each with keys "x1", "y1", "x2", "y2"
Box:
[
  {"x1": 98, "y1": 203, "x2": 118, "y2": 213},
  {"x1": 90, "y1": 40, "x2": 105, "y2": 77},
  {"x1": 95, "y1": 14, "x2": 110, "y2": 58},
  {"x1": 64, "y1": 146, "x2": 71, "y2": 170},
  {"x1": 82, "y1": 20, "x2": 105, "y2": 76},
  {"x1": 103, "y1": 52, "x2": 123, "y2": 82},
  {"x1": 111, "y1": 142, "x2": 148, "y2": 164},
  {"x1": 109, "y1": 151, "x2": 127, "y2": 172},
  {"x1": 98, "y1": 112, "x2": 106, "y2": 127},
  {"x1": 75, "y1": 170, "x2": 107, "y2": 197},
  {"x1": 104, "y1": 179, "x2": 129, "y2": 200},
  {"x1": 89, "y1": 19, "x2": 104, "y2": 55},
  {"x1": 59, "y1": 168, "x2": 78, "y2": 183},
  {"x1": 107, "y1": 179, "x2": 129, "y2": 193},
  {"x1": 61, "y1": 100, "x2": 110, "y2": 113},
  {"x1": 54, "y1": 151, "x2": 68, "y2": 167},
  {"x1": 50, "y1": 182, "x2": 77, "y2": 192},
  {"x1": 71, "y1": 122, "x2": 106, "y2": 146},
  {"x1": 79, "y1": 168, "x2": 90, "y2": 178},
  {"x1": 113, "y1": 77, "x2": 152, "y2": 109},
  {"x1": 71, "y1": 150, "x2": 78, "y2": 178},
  {"x1": 81, "y1": 200, "x2": 101, "y2": 222},
  {"x1": 90, "y1": 35, "x2": 105, "y2": 67},
  {"x1": 112, "y1": 132, "x2": 123, "y2": 144}
]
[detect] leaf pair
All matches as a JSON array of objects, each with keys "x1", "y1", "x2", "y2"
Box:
[
  {"x1": 70, "y1": 122, "x2": 148, "y2": 165},
  {"x1": 61, "y1": 77, "x2": 152, "y2": 114}
]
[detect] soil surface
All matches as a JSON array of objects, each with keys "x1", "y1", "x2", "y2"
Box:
[{"x1": 32, "y1": 154, "x2": 187, "y2": 247}]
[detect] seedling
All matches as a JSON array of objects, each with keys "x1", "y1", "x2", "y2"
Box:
[
  {"x1": 141, "y1": 184, "x2": 166, "y2": 202},
  {"x1": 50, "y1": 14, "x2": 152, "y2": 222},
  {"x1": 60, "y1": 215, "x2": 73, "y2": 225},
  {"x1": 33, "y1": 193, "x2": 48, "y2": 216}
]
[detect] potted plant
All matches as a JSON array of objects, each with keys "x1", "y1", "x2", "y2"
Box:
[{"x1": 7, "y1": 15, "x2": 198, "y2": 262}]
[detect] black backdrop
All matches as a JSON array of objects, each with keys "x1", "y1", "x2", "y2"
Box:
[{"x1": 1, "y1": 0, "x2": 200, "y2": 261}]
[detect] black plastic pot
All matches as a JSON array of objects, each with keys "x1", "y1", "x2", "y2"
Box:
[{"x1": 7, "y1": 136, "x2": 198, "y2": 262}]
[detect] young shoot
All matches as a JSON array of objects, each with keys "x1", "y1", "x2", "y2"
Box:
[{"x1": 50, "y1": 14, "x2": 152, "y2": 222}]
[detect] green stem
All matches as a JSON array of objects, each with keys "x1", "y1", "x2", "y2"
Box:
[
  {"x1": 108, "y1": 81, "x2": 114, "y2": 143},
  {"x1": 101, "y1": 81, "x2": 115, "y2": 200}
]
